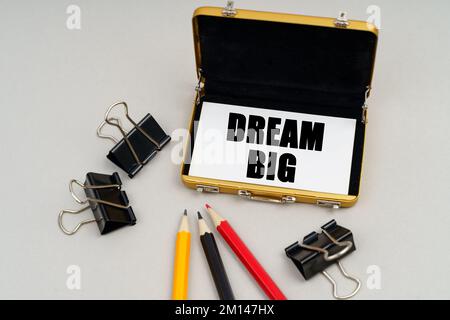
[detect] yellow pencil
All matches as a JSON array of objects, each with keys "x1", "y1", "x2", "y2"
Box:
[{"x1": 172, "y1": 209, "x2": 191, "y2": 300}]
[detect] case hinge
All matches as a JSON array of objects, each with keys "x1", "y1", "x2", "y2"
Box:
[
  {"x1": 362, "y1": 86, "x2": 371, "y2": 124},
  {"x1": 222, "y1": 1, "x2": 237, "y2": 17},
  {"x1": 195, "y1": 68, "x2": 205, "y2": 105},
  {"x1": 238, "y1": 190, "x2": 296, "y2": 204},
  {"x1": 334, "y1": 11, "x2": 349, "y2": 28},
  {"x1": 317, "y1": 200, "x2": 341, "y2": 209},
  {"x1": 362, "y1": 106, "x2": 368, "y2": 124},
  {"x1": 196, "y1": 185, "x2": 219, "y2": 193}
]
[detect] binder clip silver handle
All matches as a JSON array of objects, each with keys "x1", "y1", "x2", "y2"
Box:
[
  {"x1": 299, "y1": 229, "x2": 353, "y2": 261},
  {"x1": 97, "y1": 117, "x2": 127, "y2": 144},
  {"x1": 58, "y1": 179, "x2": 129, "y2": 235},
  {"x1": 322, "y1": 261, "x2": 361, "y2": 300},
  {"x1": 69, "y1": 179, "x2": 120, "y2": 204},
  {"x1": 58, "y1": 206, "x2": 96, "y2": 235}
]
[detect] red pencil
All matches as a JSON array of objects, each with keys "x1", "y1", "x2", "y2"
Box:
[{"x1": 205, "y1": 204, "x2": 287, "y2": 300}]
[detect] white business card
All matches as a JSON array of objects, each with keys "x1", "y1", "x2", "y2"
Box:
[{"x1": 189, "y1": 102, "x2": 356, "y2": 195}]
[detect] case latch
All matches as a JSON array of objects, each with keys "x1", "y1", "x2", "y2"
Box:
[
  {"x1": 222, "y1": 1, "x2": 237, "y2": 17},
  {"x1": 317, "y1": 200, "x2": 341, "y2": 209},
  {"x1": 334, "y1": 11, "x2": 349, "y2": 28},
  {"x1": 197, "y1": 185, "x2": 220, "y2": 193},
  {"x1": 238, "y1": 190, "x2": 296, "y2": 204}
]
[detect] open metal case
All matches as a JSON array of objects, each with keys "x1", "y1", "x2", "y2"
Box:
[{"x1": 181, "y1": 3, "x2": 378, "y2": 208}]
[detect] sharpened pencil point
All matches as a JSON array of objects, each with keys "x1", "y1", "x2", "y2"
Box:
[
  {"x1": 184, "y1": 209, "x2": 187, "y2": 216},
  {"x1": 197, "y1": 211, "x2": 203, "y2": 219},
  {"x1": 205, "y1": 203, "x2": 211, "y2": 209}
]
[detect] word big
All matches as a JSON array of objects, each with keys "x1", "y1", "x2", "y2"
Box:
[{"x1": 227, "y1": 112, "x2": 325, "y2": 183}]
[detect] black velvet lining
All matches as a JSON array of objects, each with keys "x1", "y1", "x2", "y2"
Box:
[
  {"x1": 185, "y1": 15, "x2": 378, "y2": 196},
  {"x1": 196, "y1": 15, "x2": 377, "y2": 109}
]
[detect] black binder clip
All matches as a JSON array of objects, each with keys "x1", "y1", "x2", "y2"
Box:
[
  {"x1": 285, "y1": 220, "x2": 361, "y2": 299},
  {"x1": 58, "y1": 172, "x2": 136, "y2": 235},
  {"x1": 97, "y1": 101, "x2": 171, "y2": 178}
]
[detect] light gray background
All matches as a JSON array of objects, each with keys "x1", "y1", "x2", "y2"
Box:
[{"x1": 1, "y1": 0, "x2": 449, "y2": 300}]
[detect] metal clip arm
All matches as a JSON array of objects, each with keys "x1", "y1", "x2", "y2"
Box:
[
  {"x1": 58, "y1": 206, "x2": 95, "y2": 236},
  {"x1": 58, "y1": 178, "x2": 129, "y2": 235},
  {"x1": 322, "y1": 261, "x2": 361, "y2": 300}
]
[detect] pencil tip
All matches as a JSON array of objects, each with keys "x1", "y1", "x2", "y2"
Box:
[
  {"x1": 197, "y1": 211, "x2": 203, "y2": 219},
  {"x1": 183, "y1": 209, "x2": 187, "y2": 216},
  {"x1": 205, "y1": 203, "x2": 211, "y2": 209}
]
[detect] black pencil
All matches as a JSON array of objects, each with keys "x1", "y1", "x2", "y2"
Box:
[{"x1": 197, "y1": 211, "x2": 235, "y2": 300}]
